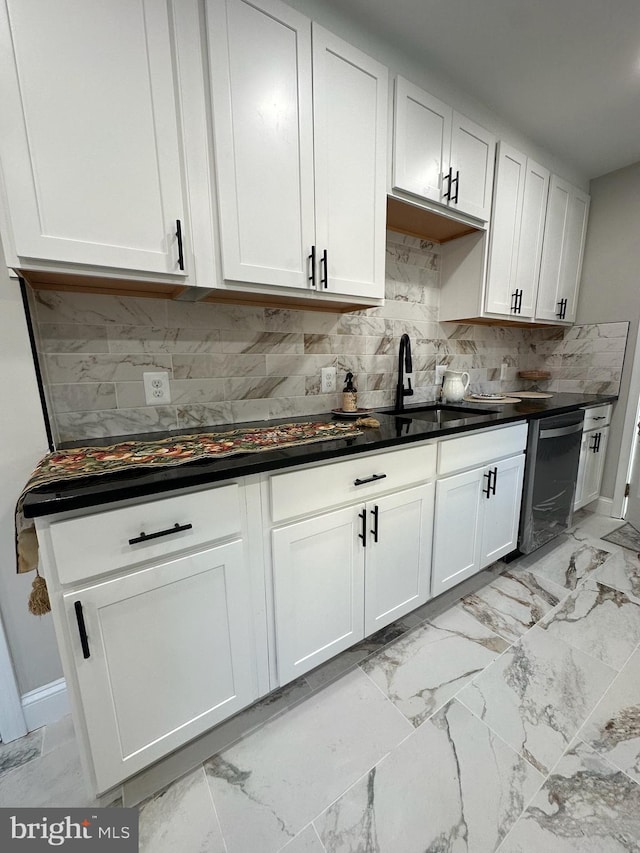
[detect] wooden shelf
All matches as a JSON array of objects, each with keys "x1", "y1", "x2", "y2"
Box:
[{"x1": 386, "y1": 196, "x2": 481, "y2": 243}]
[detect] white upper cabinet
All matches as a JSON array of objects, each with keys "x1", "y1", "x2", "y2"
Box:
[
  {"x1": 485, "y1": 143, "x2": 549, "y2": 319},
  {"x1": 535, "y1": 176, "x2": 590, "y2": 323},
  {"x1": 207, "y1": 0, "x2": 315, "y2": 290},
  {"x1": 0, "y1": 0, "x2": 189, "y2": 277},
  {"x1": 393, "y1": 76, "x2": 495, "y2": 222},
  {"x1": 208, "y1": 0, "x2": 387, "y2": 301}
]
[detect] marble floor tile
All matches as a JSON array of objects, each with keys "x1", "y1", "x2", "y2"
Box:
[
  {"x1": 522, "y1": 532, "x2": 614, "y2": 591},
  {"x1": 460, "y1": 566, "x2": 567, "y2": 642},
  {"x1": 42, "y1": 714, "x2": 76, "y2": 756},
  {"x1": 594, "y1": 547, "x2": 640, "y2": 598},
  {"x1": 303, "y1": 617, "x2": 417, "y2": 691},
  {"x1": 204, "y1": 668, "x2": 412, "y2": 853},
  {"x1": 539, "y1": 579, "x2": 640, "y2": 670},
  {"x1": 314, "y1": 699, "x2": 543, "y2": 853},
  {"x1": 579, "y1": 648, "x2": 640, "y2": 783},
  {"x1": 138, "y1": 767, "x2": 225, "y2": 853},
  {"x1": 0, "y1": 735, "x2": 100, "y2": 807},
  {"x1": 458, "y1": 626, "x2": 615, "y2": 775},
  {"x1": 498, "y1": 741, "x2": 640, "y2": 852},
  {"x1": 0, "y1": 728, "x2": 43, "y2": 777},
  {"x1": 568, "y1": 509, "x2": 625, "y2": 541},
  {"x1": 361, "y1": 604, "x2": 510, "y2": 727},
  {"x1": 280, "y1": 824, "x2": 326, "y2": 852}
]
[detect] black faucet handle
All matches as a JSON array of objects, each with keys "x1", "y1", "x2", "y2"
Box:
[{"x1": 405, "y1": 378, "x2": 414, "y2": 396}]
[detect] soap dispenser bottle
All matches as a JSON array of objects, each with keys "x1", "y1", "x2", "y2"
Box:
[{"x1": 342, "y1": 372, "x2": 358, "y2": 412}]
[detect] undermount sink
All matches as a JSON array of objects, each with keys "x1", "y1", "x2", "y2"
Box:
[{"x1": 387, "y1": 404, "x2": 500, "y2": 422}]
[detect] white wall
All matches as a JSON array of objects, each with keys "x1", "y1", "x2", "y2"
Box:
[
  {"x1": 577, "y1": 161, "x2": 640, "y2": 501},
  {"x1": 0, "y1": 243, "x2": 63, "y2": 693}
]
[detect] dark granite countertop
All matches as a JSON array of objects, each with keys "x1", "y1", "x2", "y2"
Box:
[{"x1": 22, "y1": 392, "x2": 616, "y2": 519}]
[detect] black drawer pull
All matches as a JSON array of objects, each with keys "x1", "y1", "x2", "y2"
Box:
[
  {"x1": 128, "y1": 522, "x2": 193, "y2": 546},
  {"x1": 591, "y1": 416, "x2": 607, "y2": 421},
  {"x1": 354, "y1": 473, "x2": 387, "y2": 486},
  {"x1": 308, "y1": 245, "x2": 316, "y2": 288},
  {"x1": 74, "y1": 601, "x2": 90, "y2": 659},
  {"x1": 321, "y1": 248, "x2": 328, "y2": 289}
]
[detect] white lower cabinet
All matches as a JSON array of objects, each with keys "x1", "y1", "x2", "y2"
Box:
[
  {"x1": 432, "y1": 451, "x2": 525, "y2": 597},
  {"x1": 271, "y1": 483, "x2": 434, "y2": 686},
  {"x1": 575, "y1": 427, "x2": 609, "y2": 510},
  {"x1": 62, "y1": 539, "x2": 258, "y2": 793}
]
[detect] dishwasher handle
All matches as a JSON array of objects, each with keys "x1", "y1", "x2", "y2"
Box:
[{"x1": 539, "y1": 423, "x2": 584, "y2": 439}]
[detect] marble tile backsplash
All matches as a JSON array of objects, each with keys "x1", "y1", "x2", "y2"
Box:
[{"x1": 30, "y1": 231, "x2": 628, "y2": 444}]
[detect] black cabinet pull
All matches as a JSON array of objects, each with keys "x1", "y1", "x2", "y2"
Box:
[
  {"x1": 516, "y1": 289, "x2": 523, "y2": 314},
  {"x1": 370, "y1": 505, "x2": 379, "y2": 543},
  {"x1": 443, "y1": 166, "x2": 453, "y2": 200},
  {"x1": 308, "y1": 245, "x2": 316, "y2": 288},
  {"x1": 483, "y1": 467, "x2": 498, "y2": 498},
  {"x1": 491, "y1": 466, "x2": 497, "y2": 495},
  {"x1": 483, "y1": 469, "x2": 492, "y2": 498},
  {"x1": 128, "y1": 522, "x2": 193, "y2": 546},
  {"x1": 321, "y1": 249, "x2": 328, "y2": 289},
  {"x1": 358, "y1": 508, "x2": 367, "y2": 547},
  {"x1": 452, "y1": 170, "x2": 460, "y2": 203},
  {"x1": 176, "y1": 219, "x2": 185, "y2": 271},
  {"x1": 556, "y1": 298, "x2": 567, "y2": 320},
  {"x1": 591, "y1": 432, "x2": 602, "y2": 453},
  {"x1": 74, "y1": 601, "x2": 90, "y2": 660},
  {"x1": 511, "y1": 291, "x2": 518, "y2": 313},
  {"x1": 354, "y1": 473, "x2": 387, "y2": 486}
]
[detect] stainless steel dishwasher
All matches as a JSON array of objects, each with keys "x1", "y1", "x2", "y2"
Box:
[{"x1": 518, "y1": 409, "x2": 585, "y2": 554}]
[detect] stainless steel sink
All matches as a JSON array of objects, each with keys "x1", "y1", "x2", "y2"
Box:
[{"x1": 386, "y1": 404, "x2": 500, "y2": 422}]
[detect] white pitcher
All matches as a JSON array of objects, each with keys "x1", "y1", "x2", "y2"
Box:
[{"x1": 441, "y1": 370, "x2": 470, "y2": 403}]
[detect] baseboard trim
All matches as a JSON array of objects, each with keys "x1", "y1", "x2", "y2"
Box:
[
  {"x1": 21, "y1": 678, "x2": 69, "y2": 732},
  {"x1": 594, "y1": 496, "x2": 615, "y2": 518}
]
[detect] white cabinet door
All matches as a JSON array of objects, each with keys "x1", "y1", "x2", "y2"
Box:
[
  {"x1": 535, "y1": 175, "x2": 590, "y2": 323},
  {"x1": 313, "y1": 26, "x2": 387, "y2": 299},
  {"x1": 207, "y1": 0, "x2": 315, "y2": 289},
  {"x1": 0, "y1": 0, "x2": 188, "y2": 275},
  {"x1": 450, "y1": 112, "x2": 495, "y2": 222},
  {"x1": 485, "y1": 144, "x2": 527, "y2": 317},
  {"x1": 364, "y1": 483, "x2": 434, "y2": 636},
  {"x1": 432, "y1": 468, "x2": 484, "y2": 597},
  {"x1": 480, "y1": 454, "x2": 525, "y2": 567},
  {"x1": 393, "y1": 76, "x2": 451, "y2": 206},
  {"x1": 272, "y1": 507, "x2": 365, "y2": 686},
  {"x1": 485, "y1": 145, "x2": 549, "y2": 319},
  {"x1": 575, "y1": 428, "x2": 609, "y2": 510},
  {"x1": 64, "y1": 541, "x2": 257, "y2": 793}
]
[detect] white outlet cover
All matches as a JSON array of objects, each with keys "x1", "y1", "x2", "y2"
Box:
[
  {"x1": 143, "y1": 372, "x2": 171, "y2": 405},
  {"x1": 321, "y1": 367, "x2": 337, "y2": 393}
]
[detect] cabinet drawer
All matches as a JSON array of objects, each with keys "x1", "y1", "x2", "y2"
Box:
[
  {"x1": 583, "y1": 404, "x2": 612, "y2": 431},
  {"x1": 270, "y1": 443, "x2": 436, "y2": 523},
  {"x1": 438, "y1": 423, "x2": 528, "y2": 476},
  {"x1": 49, "y1": 483, "x2": 241, "y2": 585}
]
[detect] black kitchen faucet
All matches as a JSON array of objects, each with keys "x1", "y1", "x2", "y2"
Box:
[{"x1": 395, "y1": 333, "x2": 414, "y2": 412}]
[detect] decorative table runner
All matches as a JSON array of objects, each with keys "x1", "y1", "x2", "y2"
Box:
[{"x1": 16, "y1": 421, "x2": 365, "y2": 613}]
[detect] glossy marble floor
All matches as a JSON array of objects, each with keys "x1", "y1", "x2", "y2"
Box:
[{"x1": 2, "y1": 509, "x2": 640, "y2": 852}]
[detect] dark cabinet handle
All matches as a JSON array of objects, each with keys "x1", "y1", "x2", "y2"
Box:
[
  {"x1": 452, "y1": 170, "x2": 460, "y2": 203},
  {"x1": 511, "y1": 289, "x2": 523, "y2": 314},
  {"x1": 590, "y1": 432, "x2": 602, "y2": 453},
  {"x1": 354, "y1": 473, "x2": 387, "y2": 486},
  {"x1": 74, "y1": 601, "x2": 90, "y2": 660},
  {"x1": 321, "y1": 249, "x2": 328, "y2": 289},
  {"x1": 556, "y1": 298, "x2": 567, "y2": 320},
  {"x1": 483, "y1": 467, "x2": 498, "y2": 498},
  {"x1": 128, "y1": 522, "x2": 193, "y2": 546},
  {"x1": 176, "y1": 219, "x2": 185, "y2": 271},
  {"x1": 443, "y1": 166, "x2": 453, "y2": 200},
  {"x1": 370, "y1": 505, "x2": 379, "y2": 543},
  {"x1": 308, "y1": 245, "x2": 316, "y2": 288},
  {"x1": 358, "y1": 508, "x2": 367, "y2": 547}
]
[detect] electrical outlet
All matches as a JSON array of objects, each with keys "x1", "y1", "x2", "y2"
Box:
[
  {"x1": 500, "y1": 361, "x2": 508, "y2": 381},
  {"x1": 321, "y1": 367, "x2": 337, "y2": 393},
  {"x1": 143, "y1": 372, "x2": 171, "y2": 405},
  {"x1": 435, "y1": 364, "x2": 447, "y2": 386}
]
